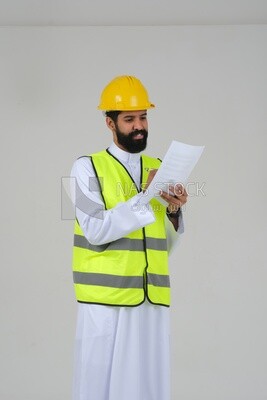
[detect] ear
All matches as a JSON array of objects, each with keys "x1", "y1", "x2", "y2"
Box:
[{"x1": 106, "y1": 117, "x2": 115, "y2": 131}]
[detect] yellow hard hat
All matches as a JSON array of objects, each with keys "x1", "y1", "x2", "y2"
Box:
[{"x1": 98, "y1": 75, "x2": 155, "y2": 111}]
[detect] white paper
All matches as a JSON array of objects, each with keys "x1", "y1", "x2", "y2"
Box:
[{"x1": 144, "y1": 140, "x2": 205, "y2": 202}]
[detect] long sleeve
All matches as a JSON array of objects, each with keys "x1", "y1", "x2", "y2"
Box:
[
  {"x1": 70, "y1": 157, "x2": 156, "y2": 245},
  {"x1": 164, "y1": 213, "x2": 184, "y2": 254}
]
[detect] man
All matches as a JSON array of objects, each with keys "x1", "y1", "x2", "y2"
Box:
[{"x1": 71, "y1": 75, "x2": 187, "y2": 400}]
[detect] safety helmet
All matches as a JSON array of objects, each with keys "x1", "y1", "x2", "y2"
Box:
[{"x1": 98, "y1": 75, "x2": 155, "y2": 111}]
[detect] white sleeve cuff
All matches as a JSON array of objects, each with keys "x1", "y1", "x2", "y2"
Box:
[{"x1": 177, "y1": 211, "x2": 185, "y2": 234}]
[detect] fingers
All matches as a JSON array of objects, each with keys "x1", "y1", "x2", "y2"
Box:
[
  {"x1": 173, "y1": 184, "x2": 188, "y2": 202},
  {"x1": 173, "y1": 183, "x2": 185, "y2": 197},
  {"x1": 148, "y1": 169, "x2": 157, "y2": 181},
  {"x1": 160, "y1": 192, "x2": 182, "y2": 209},
  {"x1": 143, "y1": 169, "x2": 158, "y2": 191},
  {"x1": 160, "y1": 184, "x2": 188, "y2": 211}
]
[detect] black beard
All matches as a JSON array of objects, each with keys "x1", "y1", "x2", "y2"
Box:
[{"x1": 115, "y1": 125, "x2": 148, "y2": 153}]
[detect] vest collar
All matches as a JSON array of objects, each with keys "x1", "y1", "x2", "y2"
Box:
[{"x1": 108, "y1": 142, "x2": 141, "y2": 166}]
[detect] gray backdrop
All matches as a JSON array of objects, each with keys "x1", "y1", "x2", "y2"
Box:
[{"x1": 1, "y1": 25, "x2": 267, "y2": 399}]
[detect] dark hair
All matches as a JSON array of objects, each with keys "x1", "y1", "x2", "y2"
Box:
[{"x1": 105, "y1": 111, "x2": 121, "y2": 123}]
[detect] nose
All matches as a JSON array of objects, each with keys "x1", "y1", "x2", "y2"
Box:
[{"x1": 133, "y1": 118, "x2": 145, "y2": 131}]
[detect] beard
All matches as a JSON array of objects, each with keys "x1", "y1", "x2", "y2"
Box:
[{"x1": 114, "y1": 124, "x2": 148, "y2": 153}]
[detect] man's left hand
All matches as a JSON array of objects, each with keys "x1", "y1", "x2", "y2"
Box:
[{"x1": 161, "y1": 184, "x2": 188, "y2": 214}]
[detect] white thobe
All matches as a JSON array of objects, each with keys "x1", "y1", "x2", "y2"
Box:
[{"x1": 70, "y1": 143, "x2": 183, "y2": 400}]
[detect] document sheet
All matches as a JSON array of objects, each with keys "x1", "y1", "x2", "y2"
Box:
[{"x1": 145, "y1": 140, "x2": 205, "y2": 202}]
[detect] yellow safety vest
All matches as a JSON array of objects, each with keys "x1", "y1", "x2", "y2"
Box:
[{"x1": 72, "y1": 149, "x2": 170, "y2": 306}]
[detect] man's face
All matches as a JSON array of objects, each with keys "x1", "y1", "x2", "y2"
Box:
[{"x1": 108, "y1": 110, "x2": 148, "y2": 153}]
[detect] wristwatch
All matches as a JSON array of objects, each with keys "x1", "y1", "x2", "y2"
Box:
[{"x1": 166, "y1": 207, "x2": 181, "y2": 218}]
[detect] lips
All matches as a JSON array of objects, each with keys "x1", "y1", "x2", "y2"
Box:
[
  {"x1": 133, "y1": 133, "x2": 144, "y2": 139},
  {"x1": 131, "y1": 130, "x2": 146, "y2": 140}
]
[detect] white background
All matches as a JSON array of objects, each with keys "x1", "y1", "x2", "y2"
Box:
[{"x1": 1, "y1": 25, "x2": 267, "y2": 399}]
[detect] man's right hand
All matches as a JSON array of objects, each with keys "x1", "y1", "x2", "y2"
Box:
[{"x1": 143, "y1": 169, "x2": 158, "y2": 192}]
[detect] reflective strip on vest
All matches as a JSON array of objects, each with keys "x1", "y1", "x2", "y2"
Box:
[
  {"x1": 146, "y1": 237, "x2": 167, "y2": 251},
  {"x1": 147, "y1": 273, "x2": 170, "y2": 288},
  {"x1": 73, "y1": 271, "x2": 143, "y2": 288},
  {"x1": 74, "y1": 234, "x2": 167, "y2": 252}
]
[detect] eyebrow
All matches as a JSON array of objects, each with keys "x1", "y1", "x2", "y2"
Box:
[{"x1": 123, "y1": 112, "x2": 147, "y2": 118}]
